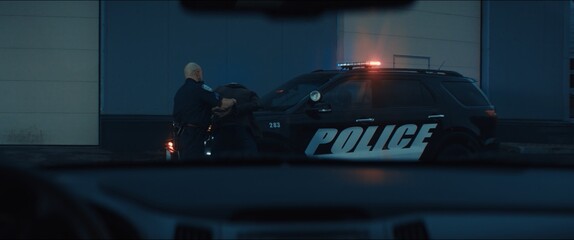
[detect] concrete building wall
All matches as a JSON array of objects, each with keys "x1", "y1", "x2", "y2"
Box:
[
  {"x1": 337, "y1": 1, "x2": 481, "y2": 81},
  {"x1": 570, "y1": 0, "x2": 574, "y2": 58},
  {"x1": 102, "y1": 1, "x2": 337, "y2": 115},
  {"x1": 0, "y1": 1, "x2": 99, "y2": 145},
  {"x1": 483, "y1": 1, "x2": 569, "y2": 120}
]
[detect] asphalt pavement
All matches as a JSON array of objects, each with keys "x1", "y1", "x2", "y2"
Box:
[
  {"x1": 0, "y1": 146, "x2": 165, "y2": 167},
  {"x1": 500, "y1": 142, "x2": 574, "y2": 155},
  {"x1": 2, "y1": 142, "x2": 574, "y2": 168}
]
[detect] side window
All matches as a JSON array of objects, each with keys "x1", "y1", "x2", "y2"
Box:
[
  {"x1": 442, "y1": 81, "x2": 490, "y2": 106},
  {"x1": 373, "y1": 80, "x2": 435, "y2": 108},
  {"x1": 323, "y1": 79, "x2": 372, "y2": 111}
]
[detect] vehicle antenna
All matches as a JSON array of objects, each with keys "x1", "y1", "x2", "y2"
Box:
[{"x1": 438, "y1": 60, "x2": 446, "y2": 70}]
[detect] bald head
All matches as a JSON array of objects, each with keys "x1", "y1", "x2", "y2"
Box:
[{"x1": 184, "y1": 62, "x2": 203, "y2": 82}]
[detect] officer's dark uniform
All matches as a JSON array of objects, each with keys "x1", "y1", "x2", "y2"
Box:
[
  {"x1": 173, "y1": 78, "x2": 221, "y2": 160},
  {"x1": 212, "y1": 83, "x2": 260, "y2": 156}
]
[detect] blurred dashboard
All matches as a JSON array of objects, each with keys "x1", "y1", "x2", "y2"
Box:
[{"x1": 6, "y1": 161, "x2": 574, "y2": 239}]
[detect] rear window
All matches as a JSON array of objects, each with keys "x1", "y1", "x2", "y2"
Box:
[
  {"x1": 373, "y1": 80, "x2": 435, "y2": 108},
  {"x1": 442, "y1": 81, "x2": 490, "y2": 106}
]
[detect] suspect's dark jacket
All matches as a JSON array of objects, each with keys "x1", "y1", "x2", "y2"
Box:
[
  {"x1": 214, "y1": 83, "x2": 261, "y2": 137},
  {"x1": 173, "y1": 78, "x2": 221, "y2": 128}
]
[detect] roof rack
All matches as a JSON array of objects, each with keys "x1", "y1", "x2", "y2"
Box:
[{"x1": 349, "y1": 68, "x2": 463, "y2": 77}]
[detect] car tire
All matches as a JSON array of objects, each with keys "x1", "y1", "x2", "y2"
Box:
[{"x1": 436, "y1": 143, "x2": 476, "y2": 161}]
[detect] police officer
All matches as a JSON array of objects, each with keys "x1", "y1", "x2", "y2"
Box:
[
  {"x1": 173, "y1": 62, "x2": 236, "y2": 160},
  {"x1": 211, "y1": 83, "x2": 261, "y2": 157}
]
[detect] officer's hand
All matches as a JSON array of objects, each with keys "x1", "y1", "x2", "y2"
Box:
[
  {"x1": 212, "y1": 106, "x2": 232, "y2": 118},
  {"x1": 220, "y1": 98, "x2": 237, "y2": 110}
]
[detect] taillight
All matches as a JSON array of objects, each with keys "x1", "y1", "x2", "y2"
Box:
[{"x1": 485, "y1": 109, "x2": 497, "y2": 118}]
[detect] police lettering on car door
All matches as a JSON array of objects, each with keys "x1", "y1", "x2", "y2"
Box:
[{"x1": 305, "y1": 123, "x2": 437, "y2": 160}]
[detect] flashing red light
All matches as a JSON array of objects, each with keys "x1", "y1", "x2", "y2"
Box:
[
  {"x1": 337, "y1": 61, "x2": 382, "y2": 69},
  {"x1": 367, "y1": 61, "x2": 381, "y2": 66}
]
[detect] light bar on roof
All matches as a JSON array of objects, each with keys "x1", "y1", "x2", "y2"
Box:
[{"x1": 337, "y1": 61, "x2": 381, "y2": 69}]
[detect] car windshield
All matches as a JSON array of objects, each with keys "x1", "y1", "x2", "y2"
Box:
[
  {"x1": 4, "y1": 2, "x2": 574, "y2": 240},
  {"x1": 1, "y1": 0, "x2": 573, "y2": 167}
]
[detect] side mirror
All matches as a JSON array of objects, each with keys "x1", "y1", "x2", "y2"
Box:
[
  {"x1": 307, "y1": 90, "x2": 331, "y2": 113},
  {"x1": 309, "y1": 90, "x2": 322, "y2": 102}
]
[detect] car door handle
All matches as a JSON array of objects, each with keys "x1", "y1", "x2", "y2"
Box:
[
  {"x1": 428, "y1": 114, "x2": 445, "y2": 119},
  {"x1": 355, "y1": 118, "x2": 375, "y2": 123}
]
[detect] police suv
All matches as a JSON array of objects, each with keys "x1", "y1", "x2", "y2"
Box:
[{"x1": 255, "y1": 61, "x2": 498, "y2": 161}]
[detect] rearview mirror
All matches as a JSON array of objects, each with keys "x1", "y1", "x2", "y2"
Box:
[{"x1": 180, "y1": 0, "x2": 416, "y2": 18}]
